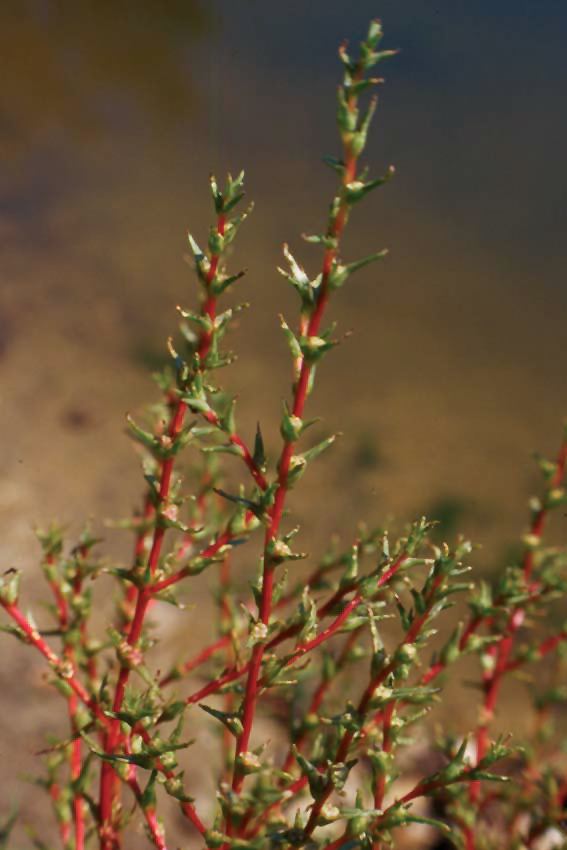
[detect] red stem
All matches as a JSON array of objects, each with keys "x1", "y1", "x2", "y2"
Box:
[
  {"x1": 124, "y1": 769, "x2": 167, "y2": 850},
  {"x1": 159, "y1": 634, "x2": 230, "y2": 687},
  {"x1": 470, "y1": 436, "x2": 567, "y2": 810},
  {"x1": 373, "y1": 701, "x2": 395, "y2": 813},
  {"x1": 158, "y1": 555, "x2": 349, "y2": 687},
  {"x1": 98, "y1": 213, "x2": 226, "y2": 849},
  {"x1": 45, "y1": 552, "x2": 85, "y2": 850},
  {"x1": 1, "y1": 600, "x2": 109, "y2": 726},
  {"x1": 303, "y1": 571, "x2": 446, "y2": 837},
  {"x1": 185, "y1": 555, "x2": 406, "y2": 707},
  {"x1": 201, "y1": 409, "x2": 268, "y2": 491},
  {"x1": 229, "y1": 101, "x2": 359, "y2": 801},
  {"x1": 1, "y1": 598, "x2": 205, "y2": 839},
  {"x1": 151, "y1": 528, "x2": 236, "y2": 594}
]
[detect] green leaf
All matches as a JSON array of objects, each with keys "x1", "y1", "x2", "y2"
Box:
[
  {"x1": 0, "y1": 569, "x2": 21, "y2": 606},
  {"x1": 211, "y1": 269, "x2": 247, "y2": 297},
  {"x1": 337, "y1": 86, "x2": 358, "y2": 135},
  {"x1": 345, "y1": 78, "x2": 383, "y2": 98},
  {"x1": 201, "y1": 444, "x2": 245, "y2": 458},
  {"x1": 301, "y1": 435, "x2": 337, "y2": 466},
  {"x1": 126, "y1": 415, "x2": 158, "y2": 452},
  {"x1": 222, "y1": 204, "x2": 253, "y2": 249},
  {"x1": 350, "y1": 97, "x2": 378, "y2": 157},
  {"x1": 138, "y1": 770, "x2": 158, "y2": 811},
  {"x1": 223, "y1": 192, "x2": 245, "y2": 214},
  {"x1": 302, "y1": 231, "x2": 338, "y2": 251},
  {"x1": 163, "y1": 773, "x2": 195, "y2": 804},
  {"x1": 298, "y1": 334, "x2": 336, "y2": 364},
  {"x1": 253, "y1": 422, "x2": 266, "y2": 469},
  {"x1": 213, "y1": 488, "x2": 260, "y2": 513},
  {"x1": 177, "y1": 306, "x2": 213, "y2": 330},
  {"x1": 292, "y1": 747, "x2": 326, "y2": 799},
  {"x1": 322, "y1": 156, "x2": 346, "y2": 175},
  {"x1": 208, "y1": 227, "x2": 225, "y2": 256},
  {"x1": 199, "y1": 704, "x2": 243, "y2": 738},
  {"x1": 187, "y1": 232, "x2": 210, "y2": 283},
  {"x1": 343, "y1": 169, "x2": 394, "y2": 205},
  {"x1": 279, "y1": 316, "x2": 302, "y2": 361},
  {"x1": 384, "y1": 812, "x2": 450, "y2": 832},
  {"x1": 226, "y1": 169, "x2": 245, "y2": 201},
  {"x1": 210, "y1": 173, "x2": 223, "y2": 213}
]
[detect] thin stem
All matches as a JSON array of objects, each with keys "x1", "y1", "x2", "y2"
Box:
[
  {"x1": 200, "y1": 409, "x2": 268, "y2": 491},
  {"x1": 303, "y1": 570, "x2": 445, "y2": 837},
  {"x1": 1, "y1": 599, "x2": 109, "y2": 727},
  {"x1": 98, "y1": 212, "x2": 227, "y2": 849},
  {"x1": 470, "y1": 435, "x2": 567, "y2": 808},
  {"x1": 373, "y1": 701, "x2": 395, "y2": 812},
  {"x1": 227, "y1": 82, "x2": 361, "y2": 809}
]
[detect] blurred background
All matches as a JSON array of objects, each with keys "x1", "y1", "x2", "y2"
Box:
[{"x1": 1, "y1": 0, "x2": 566, "y2": 843}]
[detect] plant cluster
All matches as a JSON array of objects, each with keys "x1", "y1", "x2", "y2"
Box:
[{"x1": 2, "y1": 18, "x2": 567, "y2": 850}]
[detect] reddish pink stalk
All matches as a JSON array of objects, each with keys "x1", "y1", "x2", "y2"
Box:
[
  {"x1": 125, "y1": 769, "x2": 166, "y2": 850},
  {"x1": 121, "y1": 495, "x2": 156, "y2": 629},
  {"x1": 185, "y1": 552, "x2": 408, "y2": 712},
  {"x1": 237, "y1": 630, "x2": 363, "y2": 840},
  {"x1": 158, "y1": 558, "x2": 349, "y2": 688},
  {"x1": 159, "y1": 634, "x2": 230, "y2": 687},
  {"x1": 227, "y1": 97, "x2": 360, "y2": 811},
  {"x1": 98, "y1": 213, "x2": 226, "y2": 849},
  {"x1": 200, "y1": 409, "x2": 268, "y2": 491},
  {"x1": 281, "y1": 629, "x2": 360, "y2": 776},
  {"x1": 470, "y1": 435, "x2": 567, "y2": 812},
  {"x1": 243, "y1": 776, "x2": 310, "y2": 840},
  {"x1": 185, "y1": 599, "x2": 360, "y2": 707},
  {"x1": 505, "y1": 631, "x2": 567, "y2": 673},
  {"x1": 1, "y1": 600, "x2": 109, "y2": 726},
  {"x1": 43, "y1": 552, "x2": 86, "y2": 850},
  {"x1": 522, "y1": 439, "x2": 567, "y2": 580},
  {"x1": 303, "y1": 571, "x2": 446, "y2": 836},
  {"x1": 321, "y1": 765, "x2": 480, "y2": 850},
  {"x1": 132, "y1": 725, "x2": 206, "y2": 835},
  {"x1": 420, "y1": 615, "x2": 483, "y2": 686},
  {"x1": 373, "y1": 701, "x2": 395, "y2": 812},
  {"x1": 1, "y1": 596, "x2": 206, "y2": 838},
  {"x1": 158, "y1": 553, "x2": 362, "y2": 689},
  {"x1": 151, "y1": 528, "x2": 235, "y2": 593}
]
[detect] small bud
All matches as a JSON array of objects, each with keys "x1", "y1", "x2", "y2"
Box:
[
  {"x1": 162, "y1": 504, "x2": 178, "y2": 523},
  {"x1": 522, "y1": 533, "x2": 541, "y2": 550},
  {"x1": 394, "y1": 643, "x2": 417, "y2": 664},
  {"x1": 205, "y1": 830, "x2": 228, "y2": 849},
  {"x1": 280, "y1": 408, "x2": 303, "y2": 443},
  {"x1": 0, "y1": 570, "x2": 21, "y2": 606},
  {"x1": 546, "y1": 487, "x2": 565, "y2": 508},
  {"x1": 319, "y1": 804, "x2": 340, "y2": 824},
  {"x1": 299, "y1": 335, "x2": 331, "y2": 363},
  {"x1": 237, "y1": 751, "x2": 262, "y2": 774},
  {"x1": 250, "y1": 622, "x2": 268, "y2": 643},
  {"x1": 160, "y1": 751, "x2": 178, "y2": 771},
  {"x1": 208, "y1": 228, "x2": 225, "y2": 256}
]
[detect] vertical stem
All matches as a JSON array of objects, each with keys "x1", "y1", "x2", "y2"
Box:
[
  {"x1": 229, "y1": 97, "x2": 360, "y2": 808},
  {"x1": 468, "y1": 435, "x2": 567, "y2": 819},
  {"x1": 44, "y1": 550, "x2": 86, "y2": 850},
  {"x1": 373, "y1": 701, "x2": 395, "y2": 813},
  {"x1": 98, "y1": 214, "x2": 226, "y2": 850},
  {"x1": 302, "y1": 572, "x2": 445, "y2": 837},
  {"x1": 219, "y1": 555, "x2": 236, "y2": 781}
]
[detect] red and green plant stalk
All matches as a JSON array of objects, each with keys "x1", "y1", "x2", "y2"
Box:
[{"x1": 97, "y1": 213, "x2": 227, "y2": 850}]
